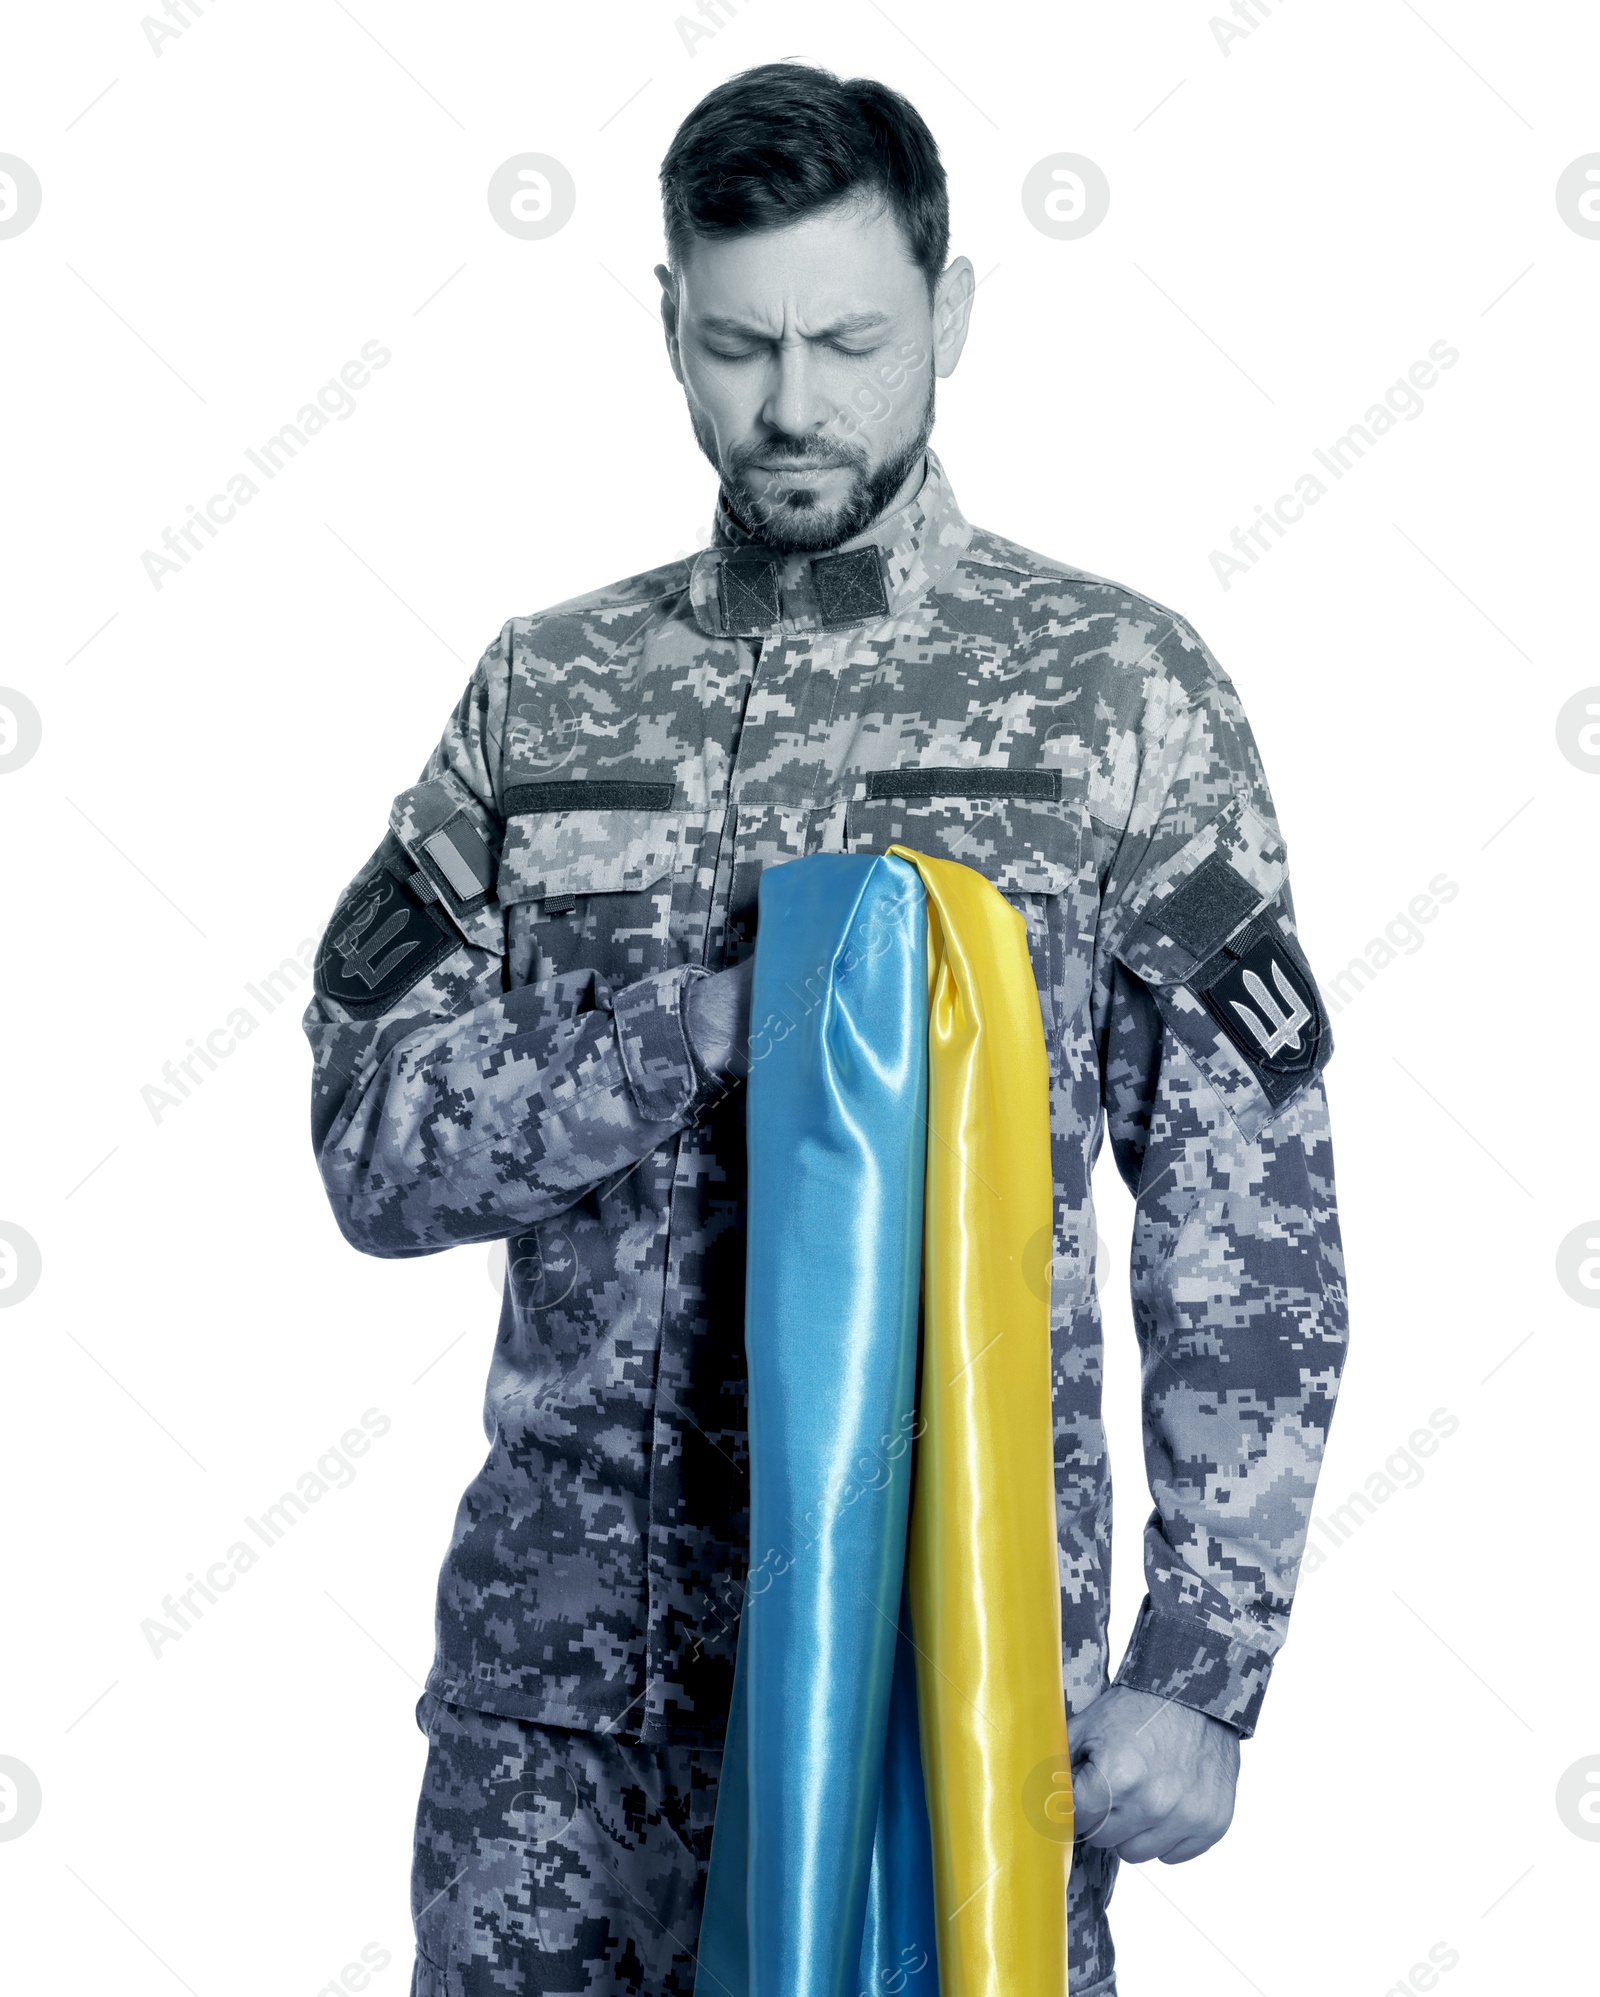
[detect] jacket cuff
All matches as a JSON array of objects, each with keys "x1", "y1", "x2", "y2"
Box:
[
  {"x1": 1112, "y1": 1598, "x2": 1275, "y2": 1739},
  {"x1": 612, "y1": 967, "x2": 716, "y2": 1125}
]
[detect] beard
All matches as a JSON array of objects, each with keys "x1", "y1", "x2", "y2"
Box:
[{"x1": 692, "y1": 374, "x2": 936, "y2": 554}]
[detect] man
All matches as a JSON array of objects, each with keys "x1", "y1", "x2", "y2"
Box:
[{"x1": 305, "y1": 63, "x2": 1346, "y2": 1997}]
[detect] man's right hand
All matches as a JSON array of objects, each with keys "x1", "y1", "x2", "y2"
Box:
[{"x1": 685, "y1": 956, "x2": 756, "y2": 1084}]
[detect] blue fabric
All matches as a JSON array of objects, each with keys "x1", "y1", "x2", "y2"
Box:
[
  {"x1": 858, "y1": 1606, "x2": 940, "y2": 1994},
  {"x1": 695, "y1": 854, "x2": 933, "y2": 1997}
]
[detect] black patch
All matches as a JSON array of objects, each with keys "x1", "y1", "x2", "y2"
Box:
[
  {"x1": 812, "y1": 546, "x2": 889, "y2": 627},
  {"x1": 1151, "y1": 853, "x2": 1260, "y2": 957},
  {"x1": 543, "y1": 894, "x2": 578, "y2": 916},
  {"x1": 504, "y1": 780, "x2": 676, "y2": 813},
  {"x1": 315, "y1": 859, "x2": 458, "y2": 1018},
  {"x1": 865, "y1": 768, "x2": 1062, "y2": 802},
  {"x1": 717, "y1": 558, "x2": 782, "y2": 631},
  {"x1": 1195, "y1": 919, "x2": 1324, "y2": 1102}
]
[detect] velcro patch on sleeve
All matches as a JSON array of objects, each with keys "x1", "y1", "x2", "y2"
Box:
[
  {"x1": 1193, "y1": 915, "x2": 1326, "y2": 1105},
  {"x1": 1150, "y1": 851, "x2": 1261, "y2": 956},
  {"x1": 315, "y1": 857, "x2": 458, "y2": 1018}
]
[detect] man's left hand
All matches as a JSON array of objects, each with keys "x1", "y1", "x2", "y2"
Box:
[{"x1": 1069, "y1": 1686, "x2": 1240, "y2": 1864}]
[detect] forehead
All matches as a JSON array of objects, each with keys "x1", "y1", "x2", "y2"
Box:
[{"x1": 675, "y1": 199, "x2": 928, "y2": 326}]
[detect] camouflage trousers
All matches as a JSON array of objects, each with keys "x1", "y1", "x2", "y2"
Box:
[
  {"x1": 409, "y1": 1694, "x2": 1120, "y2": 1995},
  {"x1": 409, "y1": 1694, "x2": 721, "y2": 1995}
]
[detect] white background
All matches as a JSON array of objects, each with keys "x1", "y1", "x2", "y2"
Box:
[{"x1": 2, "y1": 2, "x2": 1597, "y2": 1992}]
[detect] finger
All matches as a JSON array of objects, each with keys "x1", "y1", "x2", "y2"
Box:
[
  {"x1": 1078, "y1": 1793, "x2": 1166, "y2": 1855},
  {"x1": 1117, "y1": 1809, "x2": 1227, "y2": 1866},
  {"x1": 1158, "y1": 1823, "x2": 1229, "y2": 1865},
  {"x1": 1109, "y1": 1826, "x2": 1183, "y2": 1865},
  {"x1": 1070, "y1": 1756, "x2": 1117, "y2": 1844}
]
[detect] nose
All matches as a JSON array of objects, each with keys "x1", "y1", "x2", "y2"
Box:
[{"x1": 761, "y1": 340, "x2": 833, "y2": 444}]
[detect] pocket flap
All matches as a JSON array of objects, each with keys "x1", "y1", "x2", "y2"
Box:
[
  {"x1": 500, "y1": 810, "x2": 685, "y2": 901},
  {"x1": 845, "y1": 796, "x2": 1080, "y2": 897}
]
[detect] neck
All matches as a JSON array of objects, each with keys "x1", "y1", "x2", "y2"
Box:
[{"x1": 852, "y1": 454, "x2": 928, "y2": 545}]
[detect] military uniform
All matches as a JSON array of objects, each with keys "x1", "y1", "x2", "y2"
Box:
[{"x1": 305, "y1": 452, "x2": 1347, "y2": 1997}]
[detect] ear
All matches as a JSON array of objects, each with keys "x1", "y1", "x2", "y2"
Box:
[
  {"x1": 655, "y1": 262, "x2": 685, "y2": 385},
  {"x1": 931, "y1": 255, "x2": 976, "y2": 379}
]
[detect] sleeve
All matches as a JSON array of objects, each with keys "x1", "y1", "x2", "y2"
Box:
[
  {"x1": 301, "y1": 620, "x2": 725, "y2": 1258},
  {"x1": 1090, "y1": 660, "x2": 1348, "y2": 1739}
]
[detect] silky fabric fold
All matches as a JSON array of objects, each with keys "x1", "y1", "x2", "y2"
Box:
[
  {"x1": 858, "y1": 1607, "x2": 939, "y2": 1994},
  {"x1": 889, "y1": 846, "x2": 1071, "y2": 1997},
  {"x1": 695, "y1": 855, "x2": 934, "y2": 1997}
]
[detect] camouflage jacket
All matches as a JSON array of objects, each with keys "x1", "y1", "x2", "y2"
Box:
[{"x1": 304, "y1": 452, "x2": 1347, "y2": 1747}]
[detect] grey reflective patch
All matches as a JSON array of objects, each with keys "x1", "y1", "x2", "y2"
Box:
[{"x1": 424, "y1": 822, "x2": 492, "y2": 900}]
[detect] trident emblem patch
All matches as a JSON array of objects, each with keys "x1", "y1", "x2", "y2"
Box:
[
  {"x1": 1229, "y1": 958, "x2": 1312, "y2": 1058},
  {"x1": 331, "y1": 879, "x2": 422, "y2": 991},
  {"x1": 1198, "y1": 917, "x2": 1324, "y2": 1098},
  {"x1": 315, "y1": 858, "x2": 455, "y2": 1018}
]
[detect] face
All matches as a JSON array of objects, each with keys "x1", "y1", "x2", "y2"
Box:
[{"x1": 657, "y1": 199, "x2": 974, "y2": 552}]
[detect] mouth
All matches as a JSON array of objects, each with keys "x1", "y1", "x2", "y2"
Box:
[{"x1": 745, "y1": 442, "x2": 857, "y2": 470}]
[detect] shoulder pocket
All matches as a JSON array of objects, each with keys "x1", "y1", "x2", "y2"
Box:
[
  {"x1": 1113, "y1": 797, "x2": 1331, "y2": 1137},
  {"x1": 391, "y1": 777, "x2": 504, "y2": 954}
]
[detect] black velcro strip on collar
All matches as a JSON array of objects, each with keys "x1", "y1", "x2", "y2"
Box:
[
  {"x1": 865, "y1": 768, "x2": 1062, "y2": 801},
  {"x1": 504, "y1": 780, "x2": 676, "y2": 813},
  {"x1": 718, "y1": 558, "x2": 782, "y2": 631},
  {"x1": 812, "y1": 546, "x2": 889, "y2": 627}
]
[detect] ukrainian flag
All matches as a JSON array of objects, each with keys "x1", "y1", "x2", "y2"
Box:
[{"x1": 695, "y1": 850, "x2": 1071, "y2": 1997}]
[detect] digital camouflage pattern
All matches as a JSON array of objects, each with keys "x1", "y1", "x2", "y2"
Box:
[
  {"x1": 406, "y1": 1692, "x2": 1120, "y2": 1997},
  {"x1": 305, "y1": 452, "x2": 1346, "y2": 1989},
  {"x1": 409, "y1": 1692, "x2": 720, "y2": 1996}
]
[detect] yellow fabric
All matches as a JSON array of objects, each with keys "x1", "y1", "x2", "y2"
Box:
[{"x1": 889, "y1": 847, "x2": 1072, "y2": 1997}]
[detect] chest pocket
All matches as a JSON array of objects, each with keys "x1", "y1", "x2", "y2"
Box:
[
  {"x1": 498, "y1": 782, "x2": 689, "y2": 995},
  {"x1": 844, "y1": 779, "x2": 1087, "y2": 1059}
]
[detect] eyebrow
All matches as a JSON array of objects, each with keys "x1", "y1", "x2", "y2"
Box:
[{"x1": 694, "y1": 311, "x2": 894, "y2": 340}]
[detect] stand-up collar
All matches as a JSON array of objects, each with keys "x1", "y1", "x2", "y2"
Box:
[{"x1": 688, "y1": 449, "x2": 973, "y2": 639}]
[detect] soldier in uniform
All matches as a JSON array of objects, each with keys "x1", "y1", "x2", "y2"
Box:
[{"x1": 305, "y1": 63, "x2": 1347, "y2": 1997}]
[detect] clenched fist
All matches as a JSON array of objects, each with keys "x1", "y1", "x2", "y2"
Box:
[{"x1": 1070, "y1": 1686, "x2": 1240, "y2": 1864}]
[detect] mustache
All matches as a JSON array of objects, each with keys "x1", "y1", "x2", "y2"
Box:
[{"x1": 734, "y1": 435, "x2": 866, "y2": 473}]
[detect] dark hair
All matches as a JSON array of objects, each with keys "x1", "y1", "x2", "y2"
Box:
[{"x1": 660, "y1": 63, "x2": 949, "y2": 293}]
